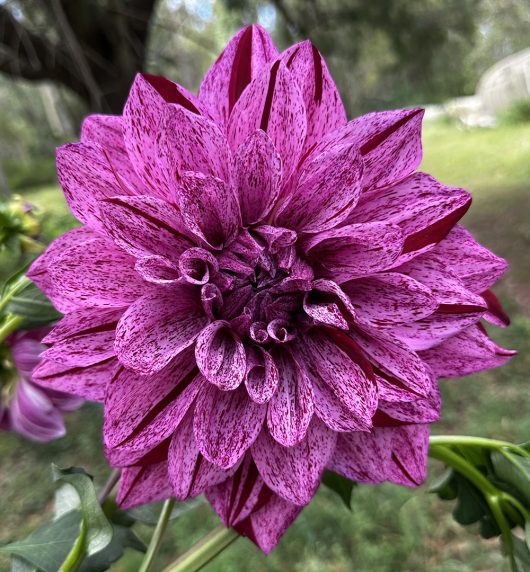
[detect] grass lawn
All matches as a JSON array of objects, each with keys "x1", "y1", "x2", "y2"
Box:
[{"x1": 1, "y1": 121, "x2": 529, "y2": 571}]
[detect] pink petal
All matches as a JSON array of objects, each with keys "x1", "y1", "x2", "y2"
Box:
[
  {"x1": 32, "y1": 358, "x2": 118, "y2": 402},
  {"x1": 135, "y1": 255, "x2": 180, "y2": 284},
  {"x1": 98, "y1": 195, "x2": 192, "y2": 260},
  {"x1": 234, "y1": 130, "x2": 282, "y2": 225},
  {"x1": 42, "y1": 329, "x2": 115, "y2": 367},
  {"x1": 429, "y1": 225, "x2": 508, "y2": 293},
  {"x1": 104, "y1": 350, "x2": 201, "y2": 466},
  {"x1": 159, "y1": 105, "x2": 232, "y2": 185},
  {"x1": 267, "y1": 346, "x2": 314, "y2": 447},
  {"x1": 81, "y1": 114, "x2": 147, "y2": 194},
  {"x1": 206, "y1": 455, "x2": 265, "y2": 526},
  {"x1": 329, "y1": 424, "x2": 430, "y2": 486},
  {"x1": 252, "y1": 417, "x2": 336, "y2": 505},
  {"x1": 349, "y1": 327, "x2": 432, "y2": 398},
  {"x1": 123, "y1": 73, "x2": 206, "y2": 198},
  {"x1": 303, "y1": 279, "x2": 356, "y2": 330},
  {"x1": 115, "y1": 285, "x2": 207, "y2": 375},
  {"x1": 228, "y1": 61, "x2": 307, "y2": 182},
  {"x1": 245, "y1": 345, "x2": 279, "y2": 404},
  {"x1": 343, "y1": 108, "x2": 424, "y2": 190},
  {"x1": 199, "y1": 25, "x2": 278, "y2": 128},
  {"x1": 236, "y1": 490, "x2": 302, "y2": 554},
  {"x1": 275, "y1": 141, "x2": 363, "y2": 233},
  {"x1": 117, "y1": 461, "x2": 173, "y2": 509},
  {"x1": 56, "y1": 142, "x2": 126, "y2": 231},
  {"x1": 350, "y1": 172, "x2": 471, "y2": 260},
  {"x1": 420, "y1": 324, "x2": 516, "y2": 378},
  {"x1": 342, "y1": 273, "x2": 437, "y2": 327},
  {"x1": 49, "y1": 235, "x2": 144, "y2": 309},
  {"x1": 482, "y1": 289, "x2": 510, "y2": 327},
  {"x1": 168, "y1": 409, "x2": 235, "y2": 499},
  {"x1": 195, "y1": 321, "x2": 246, "y2": 390},
  {"x1": 175, "y1": 172, "x2": 241, "y2": 249},
  {"x1": 296, "y1": 329, "x2": 378, "y2": 431},
  {"x1": 43, "y1": 308, "x2": 122, "y2": 344},
  {"x1": 281, "y1": 41, "x2": 347, "y2": 152},
  {"x1": 194, "y1": 384, "x2": 265, "y2": 469},
  {"x1": 303, "y1": 222, "x2": 404, "y2": 283},
  {"x1": 28, "y1": 227, "x2": 98, "y2": 311}
]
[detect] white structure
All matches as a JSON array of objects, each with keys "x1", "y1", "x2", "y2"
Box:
[{"x1": 477, "y1": 47, "x2": 530, "y2": 114}]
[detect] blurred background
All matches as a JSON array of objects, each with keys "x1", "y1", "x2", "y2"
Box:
[{"x1": 0, "y1": 0, "x2": 529, "y2": 570}]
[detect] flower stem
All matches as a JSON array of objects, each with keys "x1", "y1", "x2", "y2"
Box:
[
  {"x1": 429, "y1": 435, "x2": 530, "y2": 458},
  {"x1": 97, "y1": 468, "x2": 121, "y2": 504},
  {"x1": 139, "y1": 498, "x2": 176, "y2": 572},
  {"x1": 162, "y1": 525, "x2": 239, "y2": 572},
  {"x1": 0, "y1": 314, "x2": 24, "y2": 343},
  {"x1": 0, "y1": 274, "x2": 31, "y2": 314}
]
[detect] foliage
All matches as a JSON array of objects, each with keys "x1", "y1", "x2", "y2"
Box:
[{"x1": 500, "y1": 100, "x2": 530, "y2": 125}]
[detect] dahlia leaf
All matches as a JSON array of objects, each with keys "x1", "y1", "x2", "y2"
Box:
[
  {"x1": 322, "y1": 470, "x2": 356, "y2": 509},
  {"x1": 491, "y1": 451, "x2": 530, "y2": 506},
  {"x1": 0, "y1": 510, "x2": 82, "y2": 572},
  {"x1": 51, "y1": 465, "x2": 113, "y2": 557}
]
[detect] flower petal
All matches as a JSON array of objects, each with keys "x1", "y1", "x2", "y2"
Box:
[
  {"x1": 329, "y1": 424, "x2": 429, "y2": 486},
  {"x1": 199, "y1": 25, "x2": 278, "y2": 128},
  {"x1": 168, "y1": 409, "x2": 235, "y2": 499},
  {"x1": 81, "y1": 114, "x2": 147, "y2": 194},
  {"x1": 98, "y1": 195, "x2": 192, "y2": 260},
  {"x1": 420, "y1": 324, "x2": 516, "y2": 378},
  {"x1": 159, "y1": 105, "x2": 232, "y2": 185},
  {"x1": 281, "y1": 41, "x2": 347, "y2": 152},
  {"x1": 32, "y1": 358, "x2": 118, "y2": 402},
  {"x1": 234, "y1": 130, "x2": 282, "y2": 225},
  {"x1": 195, "y1": 321, "x2": 246, "y2": 390},
  {"x1": 115, "y1": 285, "x2": 207, "y2": 375},
  {"x1": 304, "y1": 222, "x2": 404, "y2": 283},
  {"x1": 117, "y1": 461, "x2": 173, "y2": 509},
  {"x1": 56, "y1": 142, "x2": 126, "y2": 230},
  {"x1": 350, "y1": 172, "x2": 472, "y2": 260},
  {"x1": 342, "y1": 273, "x2": 437, "y2": 327},
  {"x1": 245, "y1": 345, "x2": 279, "y2": 404},
  {"x1": 296, "y1": 329, "x2": 378, "y2": 431},
  {"x1": 104, "y1": 350, "x2": 201, "y2": 466},
  {"x1": 252, "y1": 417, "x2": 336, "y2": 505},
  {"x1": 194, "y1": 384, "x2": 265, "y2": 469},
  {"x1": 49, "y1": 235, "x2": 144, "y2": 309},
  {"x1": 175, "y1": 172, "x2": 241, "y2": 249},
  {"x1": 228, "y1": 61, "x2": 306, "y2": 182},
  {"x1": 123, "y1": 73, "x2": 206, "y2": 197},
  {"x1": 275, "y1": 141, "x2": 363, "y2": 233},
  {"x1": 267, "y1": 346, "x2": 314, "y2": 447}
]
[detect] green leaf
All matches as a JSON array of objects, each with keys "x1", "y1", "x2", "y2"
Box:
[
  {"x1": 429, "y1": 468, "x2": 458, "y2": 500},
  {"x1": 322, "y1": 471, "x2": 356, "y2": 509},
  {"x1": 11, "y1": 556, "x2": 38, "y2": 572},
  {"x1": 6, "y1": 282, "x2": 61, "y2": 328},
  {"x1": 492, "y1": 451, "x2": 530, "y2": 506},
  {"x1": 452, "y1": 475, "x2": 489, "y2": 526},
  {"x1": 52, "y1": 466, "x2": 113, "y2": 558},
  {"x1": 78, "y1": 525, "x2": 146, "y2": 572},
  {"x1": 126, "y1": 498, "x2": 203, "y2": 526},
  {"x1": 0, "y1": 511, "x2": 82, "y2": 572},
  {"x1": 504, "y1": 534, "x2": 530, "y2": 571}
]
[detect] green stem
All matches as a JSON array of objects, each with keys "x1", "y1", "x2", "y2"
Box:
[
  {"x1": 429, "y1": 444, "x2": 499, "y2": 496},
  {"x1": 139, "y1": 498, "x2": 176, "y2": 572},
  {"x1": 162, "y1": 525, "x2": 239, "y2": 572},
  {"x1": 59, "y1": 521, "x2": 86, "y2": 572},
  {"x1": 0, "y1": 274, "x2": 30, "y2": 314},
  {"x1": 0, "y1": 314, "x2": 24, "y2": 343},
  {"x1": 429, "y1": 435, "x2": 530, "y2": 459}
]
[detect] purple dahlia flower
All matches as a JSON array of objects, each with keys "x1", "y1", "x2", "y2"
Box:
[
  {"x1": 29, "y1": 25, "x2": 514, "y2": 552},
  {"x1": 1, "y1": 328, "x2": 83, "y2": 442}
]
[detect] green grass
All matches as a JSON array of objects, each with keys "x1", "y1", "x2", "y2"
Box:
[{"x1": 1, "y1": 122, "x2": 529, "y2": 571}]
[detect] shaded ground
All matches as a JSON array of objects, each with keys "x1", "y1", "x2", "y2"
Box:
[{"x1": 1, "y1": 122, "x2": 529, "y2": 571}]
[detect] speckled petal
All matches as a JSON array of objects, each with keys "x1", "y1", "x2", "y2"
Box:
[
  {"x1": 199, "y1": 25, "x2": 278, "y2": 129},
  {"x1": 115, "y1": 285, "x2": 207, "y2": 375},
  {"x1": 117, "y1": 461, "x2": 174, "y2": 509},
  {"x1": 329, "y1": 424, "x2": 429, "y2": 486},
  {"x1": 252, "y1": 417, "x2": 336, "y2": 505},
  {"x1": 228, "y1": 61, "x2": 306, "y2": 182},
  {"x1": 194, "y1": 384, "x2": 265, "y2": 469}
]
